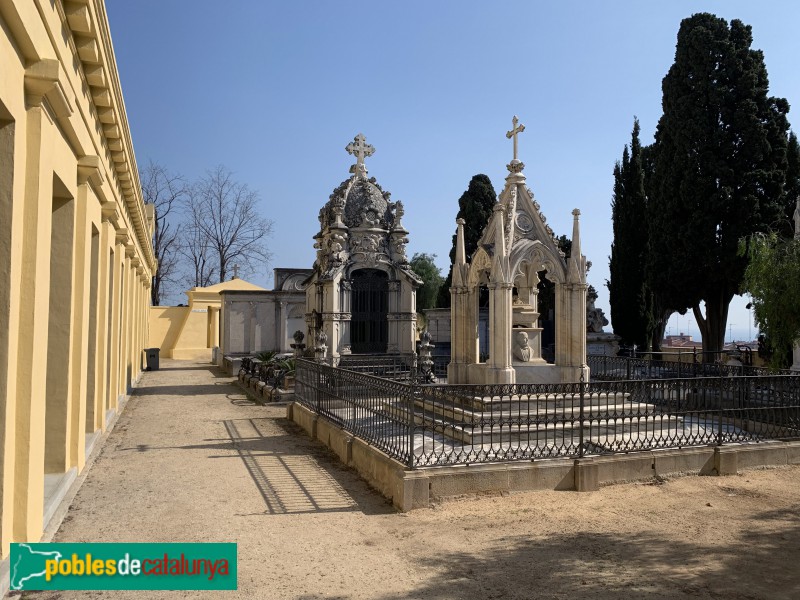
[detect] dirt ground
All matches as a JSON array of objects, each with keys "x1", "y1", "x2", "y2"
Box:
[{"x1": 16, "y1": 359, "x2": 800, "y2": 600}]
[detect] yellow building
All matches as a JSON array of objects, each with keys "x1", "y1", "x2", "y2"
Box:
[
  {"x1": 149, "y1": 278, "x2": 267, "y2": 360},
  {"x1": 0, "y1": 0, "x2": 154, "y2": 574}
]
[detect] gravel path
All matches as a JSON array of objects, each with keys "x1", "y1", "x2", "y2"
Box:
[{"x1": 16, "y1": 359, "x2": 800, "y2": 600}]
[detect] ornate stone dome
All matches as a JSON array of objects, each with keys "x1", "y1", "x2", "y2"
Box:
[
  {"x1": 320, "y1": 176, "x2": 393, "y2": 230},
  {"x1": 343, "y1": 178, "x2": 390, "y2": 228}
]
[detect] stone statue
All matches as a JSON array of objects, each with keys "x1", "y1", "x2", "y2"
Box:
[
  {"x1": 392, "y1": 235, "x2": 409, "y2": 262},
  {"x1": 586, "y1": 285, "x2": 609, "y2": 333},
  {"x1": 513, "y1": 330, "x2": 532, "y2": 362},
  {"x1": 328, "y1": 232, "x2": 346, "y2": 260}
]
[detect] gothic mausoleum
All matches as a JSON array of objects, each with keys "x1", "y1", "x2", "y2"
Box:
[
  {"x1": 448, "y1": 117, "x2": 589, "y2": 384},
  {"x1": 305, "y1": 135, "x2": 421, "y2": 360}
]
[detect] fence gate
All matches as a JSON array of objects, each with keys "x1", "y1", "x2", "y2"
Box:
[{"x1": 350, "y1": 269, "x2": 388, "y2": 354}]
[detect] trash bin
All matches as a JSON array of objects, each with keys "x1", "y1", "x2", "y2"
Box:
[{"x1": 145, "y1": 348, "x2": 160, "y2": 371}]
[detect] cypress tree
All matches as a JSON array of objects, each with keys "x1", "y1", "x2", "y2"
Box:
[
  {"x1": 437, "y1": 174, "x2": 497, "y2": 307},
  {"x1": 649, "y1": 13, "x2": 791, "y2": 358},
  {"x1": 782, "y1": 132, "x2": 800, "y2": 238},
  {"x1": 410, "y1": 253, "x2": 444, "y2": 311},
  {"x1": 608, "y1": 119, "x2": 653, "y2": 349}
]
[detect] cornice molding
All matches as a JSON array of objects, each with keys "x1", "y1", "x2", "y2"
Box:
[
  {"x1": 60, "y1": 0, "x2": 156, "y2": 274},
  {"x1": 23, "y1": 59, "x2": 74, "y2": 118},
  {"x1": 77, "y1": 155, "x2": 104, "y2": 187}
]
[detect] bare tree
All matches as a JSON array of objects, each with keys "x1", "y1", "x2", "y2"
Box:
[
  {"x1": 181, "y1": 203, "x2": 215, "y2": 289},
  {"x1": 183, "y1": 165, "x2": 273, "y2": 285},
  {"x1": 140, "y1": 160, "x2": 187, "y2": 305}
]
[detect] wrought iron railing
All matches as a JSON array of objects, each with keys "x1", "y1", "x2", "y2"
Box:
[
  {"x1": 337, "y1": 354, "x2": 416, "y2": 381},
  {"x1": 587, "y1": 354, "x2": 793, "y2": 381},
  {"x1": 295, "y1": 358, "x2": 416, "y2": 465},
  {"x1": 295, "y1": 359, "x2": 800, "y2": 468}
]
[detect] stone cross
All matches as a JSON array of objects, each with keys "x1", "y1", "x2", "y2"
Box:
[
  {"x1": 233, "y1": 264, "x2": 239, "y2": 278},
  {"x1": 794, "y1": 197, "x2": 800, "y2": 240},
  {"x1": 346, "y1": 133, "x2": 375, "y2": 173},
  {"x1": 506, "y1": 115, "x2": 526, "y2": 161}
]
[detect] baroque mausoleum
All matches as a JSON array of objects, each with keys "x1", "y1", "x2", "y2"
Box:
[{"x1": 305, "y1": 135, "x2": 421, "y2": 360}]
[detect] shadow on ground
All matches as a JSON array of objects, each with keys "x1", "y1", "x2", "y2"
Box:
[
  {"x1": 130, "y1": 383, "x2": 237, "y2": 397},
  {"x1": 361, "y1": 505, "x2": 800, "y2": 600},
  {"x1": 116, "y1": 413, "x2": 393, "y2": 518}
]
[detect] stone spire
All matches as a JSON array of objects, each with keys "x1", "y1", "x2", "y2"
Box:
[
  {"x1": 346, "y1": 133, "x2": 375, "y2": 178},
  {"x1": 490, "y1": 204, "x2": 511, "y2": 283},
  {"x1": 452, "y1": 218, "x2": 467, "y2": 287},
  {"x1": 567, "y1": 208, "x2": 586, "y2": 284}
]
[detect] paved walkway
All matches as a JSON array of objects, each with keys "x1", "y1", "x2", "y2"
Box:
[
  {"x1": 18, "y1": 358, "x2": 800, "y2": 600},
  {"x1": 33, "y1": 359, "x2": 416, "y2": 599}
]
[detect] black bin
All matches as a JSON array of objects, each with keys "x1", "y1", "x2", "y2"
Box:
[{"x1": 145, "y1": 348, "x2": 160, "y2": 371}]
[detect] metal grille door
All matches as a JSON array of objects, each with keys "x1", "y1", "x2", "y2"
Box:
[{"x1": 350, "y1": 269, "x2": 388, "y2": 354}]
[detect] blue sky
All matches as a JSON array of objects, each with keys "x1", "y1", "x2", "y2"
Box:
[{"x1": 106, "y1": 1, "x2": 800, "y2": 342}]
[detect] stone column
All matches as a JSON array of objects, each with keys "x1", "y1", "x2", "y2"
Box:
[
  {"x1": 278, "y1": 301, "x2": 288, "y2": 352},
  {"x1": 97, "y1": 208, "x2": 116, "y2": 429},
  {"x1": 11, "y1": 82, "x2": 52, "y2": 541},
  {"x1": 247, "y1": 301, "x2": 256, "y2": 353},
  {"x1": 322, "y1": 275, "x2": 340, "y2": 360},
  {"x1": 448, "y1": 218, "x2": 475, "y2": 383},
  {"x1": 209, "y1": 307, "x2": 220, "y2": 349},
  {"x1": 338, "y1": 280, "x2": 352, "y2": 355},
  {"x1": 486, "y1": 205, "x2": 514, "y2": 384},
  {"x1": 67, "y1": 158, "x2": 103, "y2": 471},
  {"x1": 487, "y1": 280, "x2": 515, "y2": 383}
]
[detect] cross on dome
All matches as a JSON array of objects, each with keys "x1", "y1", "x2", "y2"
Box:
[{"x1": 346, "y1": 133, "x2": 375, "y2": 176}]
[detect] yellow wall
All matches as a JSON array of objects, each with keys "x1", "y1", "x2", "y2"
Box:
[
  {"x1": 149, "y1": 306, "x2": 190, "y2": 356},
  {"x1": 150, "y1": 279, "x2": 265, "y2": 360},
  {"x1": 0, "y1": 0, "x2": 155, "y2": 559}
]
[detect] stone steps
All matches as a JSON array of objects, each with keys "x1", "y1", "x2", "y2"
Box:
[
  {"x1": 384, "y1": 392, "x2": 686, "y2": 447},
  {"x1": 429, "y1": 390, "x2": 634, "y2": 412},
  {"x1": 413, "y1": 397, "x2": 658, "y2": 425}
]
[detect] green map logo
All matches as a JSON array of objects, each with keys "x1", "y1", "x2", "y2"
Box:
[
  {"x1": 10, "y1": 544, "x2": 63, "y2": 590},
  {"x1": 9, "y1": 543, "x2": 237, "y2": 590}
]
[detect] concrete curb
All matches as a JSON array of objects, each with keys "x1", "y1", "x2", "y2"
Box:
[{"x1": 287, "y1": 401, "x2": 800, "y2": 510}]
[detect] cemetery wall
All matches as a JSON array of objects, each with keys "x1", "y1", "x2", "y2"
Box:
[
  {"x1": 149, "y1": 279, "x2": 269, "y2": 361},
  {"x1": 0, "y1": 0, "x2": 155, "y2": 570},
  {"x1": 149, "y1": 307, "x2": 190, "y2": 357}
]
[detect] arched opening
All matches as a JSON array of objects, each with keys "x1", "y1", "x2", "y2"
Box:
[
  {"x1": 537, "y1": 270, "x2": 556, "y2": 363},
  {"x1": 0, "y1": 108, "x2": 14, "y2": 519},
  {"x1": 85, "y1": 225, "x2": 100, "y2": 433},
  {"x1": 350, "y1": 269, "x2": 388, "y2": 354},
  {"x1": 477, "y1": 278, "x2": 490, "y2": 363},
  {"x1": 45, "y1": 175, "x2": 74, "y2": 474},
  {"x1": 104, "y1": 248, "x2": 114, "y2": 415}
]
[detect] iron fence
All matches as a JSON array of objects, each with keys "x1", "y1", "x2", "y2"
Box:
[
  {"x1": 295, "y1": 358, "x2": 800, "y2": 468},
  {"x1": 587, "y1": 354, "x2": 793, "y2": 381},
  {"x1": 295, "y1": 358, "x2": 415, "y2": 465}
]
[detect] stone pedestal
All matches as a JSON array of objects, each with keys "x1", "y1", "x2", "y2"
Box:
[
  {"x1": 791, "y1": 341, "x2": 800, "y2": 372},
  {"x1": 511, "y1": 327, "x2": 547, "y2": 365},
  {"x1": 512, "y1": 302, "x2": 538, "y2": 328},
  {"x1": 586, "y1": 332, "x2": 621, "y2": 357}
]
